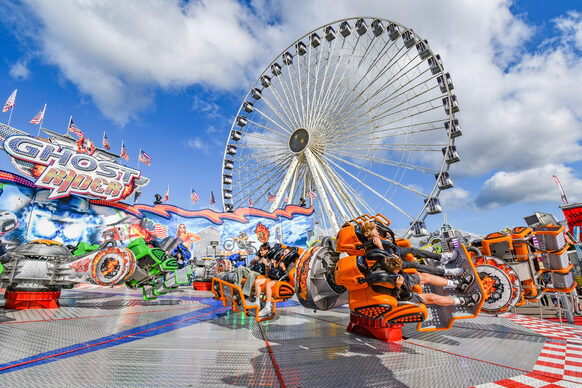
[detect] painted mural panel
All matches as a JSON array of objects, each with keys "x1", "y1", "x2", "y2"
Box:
[{"x1": 0, "y1": 171, "x2": 315, "y2": 261}]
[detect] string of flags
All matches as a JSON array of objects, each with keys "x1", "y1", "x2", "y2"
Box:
[{"x1": 2, "y1": 89, "x2": 153, "y2": 166}]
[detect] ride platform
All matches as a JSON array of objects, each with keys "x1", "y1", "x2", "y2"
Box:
[{"x1": 0, "y1": 285, "x2": 581, "y2": 387}]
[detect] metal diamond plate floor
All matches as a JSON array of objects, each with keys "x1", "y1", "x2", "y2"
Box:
[{"x1": 1, "y1": 286, "x2": 580, "y2": 387}]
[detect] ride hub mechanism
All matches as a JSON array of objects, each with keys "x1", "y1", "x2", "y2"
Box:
[{"x1": 289, "y1": 128, "x2": 310, "y2": 153}]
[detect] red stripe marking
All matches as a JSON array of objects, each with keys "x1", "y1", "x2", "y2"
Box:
[
  {"x1": 565, "y1": 360, "x2": 582, "y2": 367},
  {"x1": 0, "y1": 307, "x2": 229, "y2": 372},
  {"x1": 563, "y1": 369, "x2": 582, "y2": 377},
  {"x1": 258, "y1": 323, "x2": 286, "y2": 388},
  {"x1": 524, "y1": 372, "x2": 559, "y2": 383},
  {"x1": 535, "y1": 360, "x2": 566, "y2": 369},
  {"x1": 538, "y1": 352, "x2": 566, "y2": 360},
  {"x1": 493, "y1": 379, "x2": 531, "y2": 387}
]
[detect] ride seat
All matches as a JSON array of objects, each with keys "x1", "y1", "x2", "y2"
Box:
[{"x1": 336, "y1": 225, "x2": 366, "y2": 256}]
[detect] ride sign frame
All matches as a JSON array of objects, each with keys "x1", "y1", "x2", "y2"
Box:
[{"x1": 3, "y1": 135, "x2": 141, "y2": 201}]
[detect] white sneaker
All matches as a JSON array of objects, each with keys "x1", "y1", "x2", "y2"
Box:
[
  {"x1": 444, "y1": 267, "x2": 464, "y2": 277},
  {"x1": 245, "y1": 297, "x2": 259, "y2": 307},
  {"x1": 440, "y1": 250, "x2": 458, "y2": 264},
  {"x1": 258, "y1": 302, "x2": 273, "y2": 318}
]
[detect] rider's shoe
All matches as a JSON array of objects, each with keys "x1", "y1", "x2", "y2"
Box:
[
  {"x1": 458, "y1": 292, "x2": 482, "y2": 307},
  {"x1": 444, "y1": 267, "x2": 464, "y2": 277},
  {"x1": 456, "y1": 274, "x2": 475, "y2": 292},
  {"x1": 258, "y1": 302, "x2": 273, "y2": 318}
]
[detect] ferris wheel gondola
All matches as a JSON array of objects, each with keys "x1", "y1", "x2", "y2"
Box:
[{"x1": 222, "y1": 17, "x2": 461, "y2": 235}]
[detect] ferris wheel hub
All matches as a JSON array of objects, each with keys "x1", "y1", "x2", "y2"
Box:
[{"x1": 289, "y1": 128, "x2": 310, "y2": 153}]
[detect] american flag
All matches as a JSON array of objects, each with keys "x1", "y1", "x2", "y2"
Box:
[
  {"x1": 120, "y1": 141, "x2": 129, "y2": 161},
  {"x1": 68, "y1": 118, "x2": 84, "y2": 138},
  {"x1": 210, "y1": 191, "x2": 216, "y2": 205},
  {"x1": 163, "y1": 185, "x2": 169, "y2": 202},
  {"x1": 29, "y1": 104, "x2": 46, "y2": 125},
  {"x1": 102, "y1": 132, "x2": 110, "y2": 150},
  {"x1": 139, "y1": 149, "x2": 152, "y2": 166},
  {"x1": 150, "y1": 224, "x2": 168, "y2": 239},
  {"x1": 191, "y1": 189, "x2": 199, "y2": 204},
  {"x1": 267, "y1": 192, "x2": 276, "y2": 202},
  {"x1": 248, "y1": 196, "x2": 252, "y2": 207},
  {"x1": 2, "y1": 89, "x2": 17, "y2": 113},
  {"x1": 306, "y1": 190, "x2": 317, "y2": 200}
]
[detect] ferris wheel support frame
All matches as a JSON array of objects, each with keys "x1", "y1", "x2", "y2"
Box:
[
  {"x1": 304, "y1": 148, "x2": 341, "y2": 231},
  {"x1": 269, "y1": 155, "x2": 299, "y2": 212}
]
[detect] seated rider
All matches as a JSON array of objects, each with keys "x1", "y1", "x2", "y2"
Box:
[
  {"x1": 232, "y1": 243, "x2": 271, "y2": 298},
  {"x1": 380, "y1": 255, "x2": 481, "y2": 307},
  {"x1": 359, "y1": 221, "x2": 464, "y2": 278},
  {"x1": 249, "y1": 247, "x2": 298, "y2": 318}
]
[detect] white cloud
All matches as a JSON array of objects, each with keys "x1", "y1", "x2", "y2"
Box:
[
  {"x1": 554, "y1": 11, "x2": 582, "y2": 50},
  {"x1": 475, "y1": 164, "x2": 582, "y2": 209},
  {"x1": 9, "y1": 61, "x2": 29, "y2": 80},
  {"x1": 186, "y1": 137, "x2": 206, "y2": 151},
  {"x1": 439, "y1": 187, "x2": 473, "y2": 211}
]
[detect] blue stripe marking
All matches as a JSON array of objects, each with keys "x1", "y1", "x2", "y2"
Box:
[{"x1": 0, "y1": 300, "x2": 228, "y2": 374}]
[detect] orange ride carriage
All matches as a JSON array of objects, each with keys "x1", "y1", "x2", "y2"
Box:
[
  {"x1": 294, "y1": 214, "x2": 485, "y2": 342},
  {"x1": 211, "y1": 244, "x2": 303, "y2": 322}
]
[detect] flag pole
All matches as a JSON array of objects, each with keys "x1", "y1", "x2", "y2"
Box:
[
  {"x1": 66, "y1": 116, "x2": 72, "y2": 136},
  {"x1": 189, "y1": 189, "x2": 192, "y2": 211},
  {"x1": 7, "y1": 105, "x2": 14, "y2": 127},
  {"x1": 137, "y1": 148, "x2": 141, "y2": 170},
  {"x1": 37, "y1": 104, "x2": 46, "y2": 138}
]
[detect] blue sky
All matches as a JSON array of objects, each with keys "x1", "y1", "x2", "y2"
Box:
[{"x1": 0, "y1": 0, "x2": 581, "y2": 236}]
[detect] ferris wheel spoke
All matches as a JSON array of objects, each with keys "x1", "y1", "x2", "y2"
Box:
[
  {"x1": 327, "y1": 148, "x2": 440, "y2": 174},
  {"x1": 234, "y1": 147, "x2": 288, "y2": 163},
  {"x1": 324, "y1": 151, "x2": 429, "y2": 198},
  {"x1": 251, "y1": 102, "x2": 295, "y2": 135},
  {"x1": 331, "y1": 105, "x2": 446, "y2": 145},
  {"x1": 323, "y1": 42, "x2": 409, "y2": 127},
  {"x1": 232, "y1": 154, "x2": 290, "y2": 188},
  {"x1": 367, "y1": 63, "x2": 433, "y2": 110},
  {"x1": 310, "y1": 36, "x2": 362, "y2": 136},
  {"x1": 371, "y1": 94, "x2": 443, "y2": 124},
  {"x1": 233, "y1": 151, "x2": 293, "y2": 188},
  {"x1": 325, "y1": 118, "x2": 445, "y2": 146},
  {"x1": 308, "y1": 36, "x2": 345, "y2": 132},
  {"x1": 322, "y1": 154, "x2": 414, "y2": 220},
  {"x1": 291, "y1": 51, "x2": 308, "y2": 127},
  {"x1": 284, "y1": 58, "x2": 307, "y2": 128},
  {"x1": 340, "y1": 83, "x2": 440, "y2": 131},
  {"x1": 232, "y1": 156, "x2": 295, "y2": 208},
  {"x1": 265, "y1": 83, "x2": 302, "y2": 130},
  {"x1": 243, "y1": 130, "x2": 287, "y2": 144},
  {"x1": 274, "y1": 71, "x2": 303, "y2": 128},
  {"x1": 245, "y1": 118, "x2": 292, "y2": 139},
  {"x1": 336, "y1": 65, "x2": 433, "y2": 128}
]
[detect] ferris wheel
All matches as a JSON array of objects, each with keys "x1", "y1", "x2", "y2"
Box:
[{"x1": 221, "y1": 17, "x2": 462, "y2": 235}]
